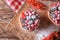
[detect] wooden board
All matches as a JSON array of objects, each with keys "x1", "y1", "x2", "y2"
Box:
[
  {"x1": 6, "y1": 1, "x2": 60, "y2": 40},
  {"x1": 0, "y1": 0, "x2": 60, "y2": 40},
  {"x1": 0, "y1": 0, "x2": 20, "y2": 40}
]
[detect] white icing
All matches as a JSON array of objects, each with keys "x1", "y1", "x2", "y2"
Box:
[
  {"x1": 58, "y1": 6, "x2": 60, "y2": 11},
  {"x1": 31, "y1": 15, "x2": 36, "y2": 20},
  {"x1": 28, "y1": 20, "x2": 33, "y2": 24},
  {"x1": 26, "y1": 16, "x2": 31, "y2": 20}
]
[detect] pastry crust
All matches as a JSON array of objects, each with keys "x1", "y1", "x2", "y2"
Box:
[
  {"x1": 48, "y1": 2, "x2": 60, "y2": 26},
  {"x1": 19, "y1": 9, "x2": 40, "y2": 31}
]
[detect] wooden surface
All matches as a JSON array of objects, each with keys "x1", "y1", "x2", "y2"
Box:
[
  {"x1": 6, "y1": 1, "x2": 35, "y2": 40},
  {"x1": 0, "y1": 0, "x2": 19, "y2": 40},
  {"x1": 0, "y1": 0, "x2": 60, "y2": 40},
  {"x1": 5, "y1": 0, "x2": 50, "y2": 40},
  {"x1": 6, "y1": 1, "x2": 60, "y2": 40}
]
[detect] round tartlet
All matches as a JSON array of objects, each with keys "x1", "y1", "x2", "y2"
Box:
[
  {"x1": 48, "y1": 2, "x2": 60, "y2": 26},
  {"x1": 19, "y1": 9, "x2": 40, "y2": 31}
]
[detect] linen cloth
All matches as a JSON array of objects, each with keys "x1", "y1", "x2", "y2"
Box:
[{"x1": 6, "y1": 0, "x2": 25, "y2": 13}]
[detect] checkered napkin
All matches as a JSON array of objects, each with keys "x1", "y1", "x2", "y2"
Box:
[{"x1": 5, "y1": 0, "x2": 25, "y2": 13}]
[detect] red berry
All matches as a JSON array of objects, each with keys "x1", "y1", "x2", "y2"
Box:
[{"x1": 21, "y1": 12, "x2": 26, "y2": 18}]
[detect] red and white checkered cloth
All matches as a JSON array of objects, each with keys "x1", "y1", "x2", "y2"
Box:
[{"x1": 6, "y1": 0, "x2": 26, "y2": 13}]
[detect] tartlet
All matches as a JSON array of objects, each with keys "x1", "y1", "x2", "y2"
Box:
[
  {"x1": 19, "y1": 9, "x2": 40, "y2": 31},
  {"x1": 48, "y1": 2, "x2": 60, "y2": 26}
]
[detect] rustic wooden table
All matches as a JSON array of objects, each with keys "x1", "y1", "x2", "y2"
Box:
[
  {"x1": 0, "y1": 0, "x2": 60, "y2": 40},
  {"x1": 0, "y1": 0, "x2": 19, "y2": 40}
]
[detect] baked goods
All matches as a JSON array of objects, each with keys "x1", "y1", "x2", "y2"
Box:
[
  {"x1": 19, "y1": 9, "x2": 40, "y2": 31},
  {"x1": 48, "y1": 2, "x2": 60, "y2": 26},
  {"x1": 0, "y1": 0, "x2": 60, "y2": 40}
]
